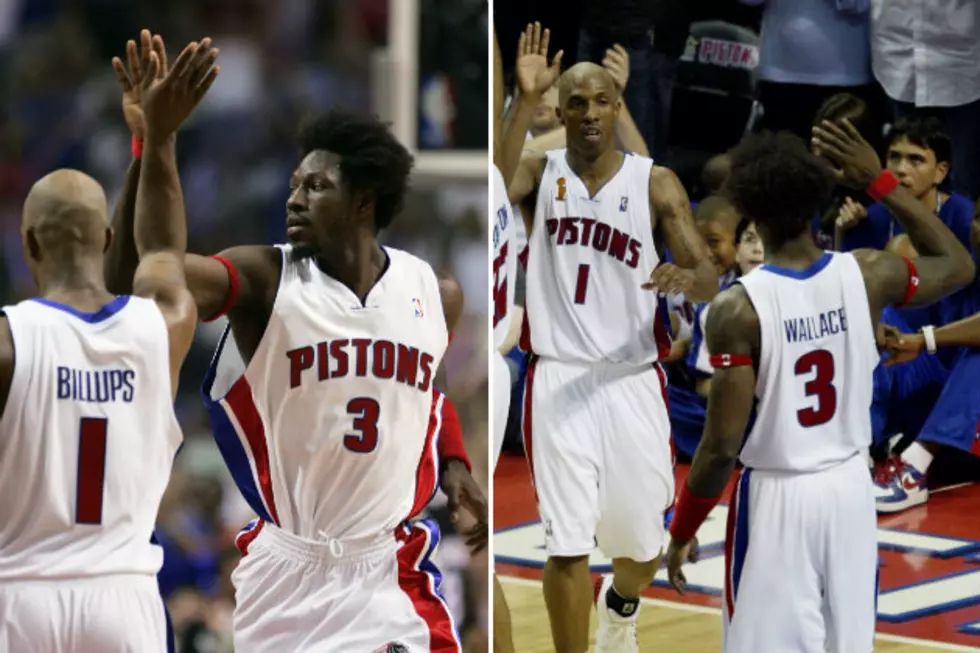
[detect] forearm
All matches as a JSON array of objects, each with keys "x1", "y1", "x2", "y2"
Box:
[
  {"x1": 104, "y1": 157, "x2": 142, "y2": 293},
  {"x1": 882, "y1": 184, "x2": 972, "y2": 266},
  {"x1": 135, "y1": 134, "x2": 187, "y2": 256},
  {"x1": 500, "y1": 93, "x2": 538, "y2": 190},
  {"x1": 523, "y1": 127, "x2": 565, "y2": 157},
  {"x1": 934, "y1": 313, "x2": 980, "y2": 348},
  {"x1": 615, "y1": 103, "x2": 649, "y2": 157},
  {"x1": 686, "y1": 437, "x2": 739, "y2": 497}
]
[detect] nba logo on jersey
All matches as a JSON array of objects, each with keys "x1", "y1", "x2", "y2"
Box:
[
  {"x1": 412, "y1": 298, "x2": 424, "y2": 317},
  {"x1": 619, "y1": 196, "x2": 628, "y2": 212}
]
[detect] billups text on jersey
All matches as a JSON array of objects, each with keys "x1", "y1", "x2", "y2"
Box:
[
  {"x1": 543, "y1": 216, "x2": 643, "y2": 269},
  {"x1": 284, "y1": 338, "x2": 436, "y2": 392}
]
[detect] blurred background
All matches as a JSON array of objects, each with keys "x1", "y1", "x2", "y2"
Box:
[{"x1": 0, "y1": 0, "x2": 489, "y2": 651}]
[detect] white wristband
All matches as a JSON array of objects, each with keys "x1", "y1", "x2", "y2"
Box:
[{"x1": 921, "y1": 325, "x2": 937, "y2": 355}]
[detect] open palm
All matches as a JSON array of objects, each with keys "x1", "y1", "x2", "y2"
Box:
[
  {"x1": 111, "y1": 30, "x2": 168, "y2": 140},
  {"x1": 515, "y1": 22, "x2": 563, "y2": 96}
]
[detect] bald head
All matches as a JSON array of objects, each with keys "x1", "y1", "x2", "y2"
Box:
[
  {"x1": 558, "y1": 62, "x2": 619, "y2": 107},
  {"x1": 23, "y1": 169, "x2": 108, "y2": 256}
]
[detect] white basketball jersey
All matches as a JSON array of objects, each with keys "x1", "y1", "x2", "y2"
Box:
[
  {"x1": 492, "y1": 164, "x2": 517, "y2": 352},
  {"x1": 203, "y1": 246, "x2": 448, "y2": 540},
  {"x1": 738, "y1": 252, "x2": 879, "y2": 473},
  {"x1": 525, "y1": 149, "x2": 670, "y2": 364},
  {"x1": 0, "y1": 296, "x2": 181, "y2": 581}
]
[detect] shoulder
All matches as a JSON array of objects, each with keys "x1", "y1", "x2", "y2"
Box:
[
  {"x1": 704, "y1": 283, "x2": 759, "y2": 350},
  {"x1": 648, "y1": 165, "x2": 686, "y2": 202}
]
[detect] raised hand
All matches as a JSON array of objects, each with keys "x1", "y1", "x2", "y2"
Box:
[
  {"x1": 111, "y1": 30, "x2": 169, "y2": 140},
  {"x1": 836, "y1": 196, "x2": 868, "y2": 231},
  {"x1": 141, "y1": 38, "x2": 220, "y2": 142},
  {"x1": 811, "y1": 119, "x2": 883, "y2": 189},
  {"x1": 602, "y1": 44, "x2": 630, "y2": 94},
  {"x1": 642, "y1": 262, "x2": 696, "y2": 296},
  {"x1": 515, "y1": 22, "x2": 563, "y2": 98}
]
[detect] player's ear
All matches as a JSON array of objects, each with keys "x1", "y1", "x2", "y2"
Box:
[
  {"x1": 934, "y1": 160, "x2": 950, "y2": 187},
  {"x1": 102, "y1": 226, "x2": 114, "y2": 255},
  {"x1": 353, "y1": 188, "x2": 375, "y2": 221},
  {"x1": 23, "y1": 227, "x2": 41, "y2": 263}
]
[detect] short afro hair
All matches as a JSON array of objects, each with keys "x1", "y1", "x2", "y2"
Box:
[
  {"x1": 725, "y1": 131, "x2": 834, "y2": 248},
  {"x1": 887, "y1": 115, "x2": 951, "y2": 166},
  {"x1": 298, "y1": 107, "x2": 415, "y2": 232}
]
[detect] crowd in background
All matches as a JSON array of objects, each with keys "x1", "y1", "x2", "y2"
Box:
[
  {"x1": 1, "y1": 0, "x2": 489, "y2": 651},
  {"x1": 496, "y1": 0, "x2": 980, "y2": 517}
]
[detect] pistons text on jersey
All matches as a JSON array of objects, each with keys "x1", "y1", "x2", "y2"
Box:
[
  {"x1": 285, "y1": 338, "x2": 435, "y2": 392},
  {"x1": 543, "y1": 217, "x2": 642, "y2": 269}
]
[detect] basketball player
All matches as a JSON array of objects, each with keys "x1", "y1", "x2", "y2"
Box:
[
  {"x1": 105, "y1": 39, "x2": 483, "y2": 651},
  {"x1": 0, "y1": 38, "x2": 217, "y2": 652},
  {"x1": 500, "y1": 22, "x2": 719, "y2": 653},
  {"x1": 664, "y1": 122, "x2": 974, "y2": 653}
]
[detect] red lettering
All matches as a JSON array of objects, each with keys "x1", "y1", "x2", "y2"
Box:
[
  {"x1": 418, "y1": 353, "x2": 434, "y2": 392},
  {"x1": 558, "y1": 217, "x2": 580, "y2": 245},
  {"x1": 317, "y1": 341, "x2": 330, "y2": 380},
  {"x1": 593, "y1": 222, "x2": 611, "y2": 252},
  {"x1": 286, "y1": 346, "x2": 314, "y2": 388},
  {"x1": 330, "y1": 339, "x2": 349, "y2": 378},
  {"x1": 546, "y1": 218, "x2": 559, "y2": 236},
  {"x1": 626, "y1": 239, "x2": 642, "y2": 268},
  {"x1": 608, "y1": 228, "x2": 629, "y2": 262},
  {"x1": 372, "y1": 340, "x2": 396, "y2": 379},
  {"x1": 351, "y1": 339, "x2": 371, "y2": 376},
  {"x1": 579, "y1": 218, "x2": 596, "y2": 246},
  {"x1": 396, "y1": 344, "x2": 420, "y2": 386}
]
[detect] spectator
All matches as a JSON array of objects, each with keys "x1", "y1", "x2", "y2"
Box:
[
  {"x1": 871, "y1": 0, "x2": 980, "y2": 199},
  {"x1": 743, "y1": 0, "x2": 882, "y2": 143}
]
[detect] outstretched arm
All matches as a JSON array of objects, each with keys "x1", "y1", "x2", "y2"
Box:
[
  {"x1": 814, "y1": 119, "x2": 974, "y2": 313},
  {"x1": 132, "y1": 39, "x2": 219, "y2": 399},
  {"x1": 105, "y1": 30, "x2": 159, "y2": 294},
  {"x1": 665, "y1": 284, "x2": 758, "y2": 593},
  {"x1": 648, "y1": 166, "x2": 719, "y2": 302}
]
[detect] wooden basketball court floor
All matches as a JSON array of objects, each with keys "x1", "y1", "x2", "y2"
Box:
[{"x1": 494, "y1": 454, "x2": 980, "y2": 653}]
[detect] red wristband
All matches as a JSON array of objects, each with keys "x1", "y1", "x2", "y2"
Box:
[
  {"x1": 866, "y1": 170, "x2": 899, "y2": 201},
  {"x1": 668, "y1": 483, "x2": 721, "y2": 542},
  {"x1": 436, "y1": 393, "x2": 471, "y2": 472},
  {"x1": 201, "y1": 255, "x2": 241, "y2": 322},
  {"x1": 896, "y1": 256, "x2": 920, "y2": 307},
  {"x1": 709, "y1": 353, "x2": 753, "y2": 369},
  {"x1": 131, "y1": 134, "x2": 143, "y2": 160}
]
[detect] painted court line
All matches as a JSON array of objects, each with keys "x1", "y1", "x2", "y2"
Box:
[{"x1": 498, "y1": 575, "x2": 980, "y2": 653}]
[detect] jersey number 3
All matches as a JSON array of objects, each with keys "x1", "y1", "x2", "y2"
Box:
[
  {"x1": 76, "y1": 417, "x2": 108, "y2": 524},
  {"x1": 345, "y1": 397, "x2": 380, "y2": 453},
  {"x1": 794, "y1": 350, "x2": 837, "y2": 427}
]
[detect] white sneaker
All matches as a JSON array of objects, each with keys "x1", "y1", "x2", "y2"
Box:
[{"x1": 593, "y1": 574, "x2": 639, "y2": 653}]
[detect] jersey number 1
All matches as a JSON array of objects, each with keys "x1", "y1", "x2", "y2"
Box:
[
  {"x1": 574, "y1": 264, "x2": 591, "y2": 304},
  {"x1": 794, "y1": 350, "x2": 837, "y2": 427},
  {"x1": 76, "y1": 417, "x2": 108, "y2": 524}
]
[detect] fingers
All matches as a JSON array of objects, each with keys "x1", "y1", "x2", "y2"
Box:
[
  {"x1": 811, "y1": 126, "x2": 847, "y2": 161},
  {"x1": 139, "y1": 29, "x2": 152, "y2": 70},
  {"x1": 820, "y1": 119, "x2": 853, "y2": 145},
  {"x1": 517, "y1": 28, "x2": 527, "y2": 58},
  {"x1": 144, "y1": 51, "x2": 160, "y2": 87},
  {"x1": 169, "y1": 41, "x2": 200, "y2": 79},
  {"x1": 194, "y1": 64, "x2": 220, "y2": 101},
  {"x1": 112, "y1": 57, "x2": 133, "y2": 93},
  {"x1": 530, "y1": 22, "x2": 541, "y2": 54},
  {"x1": 126, "y1": 39, "x2": 141, "y2": 86},
  {"x1": 539, "y1": 27, "x2": 551, "y2": 57},
  {"x1": 152, "y1": 34, "x2": 169, "y2": 77},
  {"x1": 551, "y1": 50, "x2": 564, "y2": 71},
  {"x1": 669, "y1": 567, "x2": 686, "y2": 595},
  {"x1": 613, "y1": 43, "x2": 629, "y2": 61},
  {"x1": 840, "y1": 118, "x2": 864, "y2": 142},
  {"x1": 185, "y1": 39, "x2": 216, "y2": 89}
]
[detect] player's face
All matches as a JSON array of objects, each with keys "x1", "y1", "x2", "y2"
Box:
[
  {"x1": 735, "y1": 222, "x2": 764, "y2": 275},
  {"x1": 886, "y1": 137, "x2": 948, "y2": 200},
  {"x1": 286, "y1": 150, "x2": 350, "y2": 257},
  {"x1": 531, "y1": 85, "x2": 560, "y2": 135},
  {"x1": 698, "y1": 219, "x2": 738, "y2": 275},
  {"x1": 559, "y1": 77, "x2": 620, "y2": 155}
]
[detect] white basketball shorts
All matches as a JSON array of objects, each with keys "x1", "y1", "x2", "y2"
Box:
[
  {"x1": 232, "y1": 518, "x2": 462, "y2": 652},
  {"x1": 493, "y1": 351, "x2": 511, "y2": 470},
  {"x1": 523, "y1": 356, "x2": 674, "y2": 561},
  {"x1": 723, "y1": 453, "x2": 877, "y2": 653},
  {"x1": 0, "y1": 575, "x2": 171, "y2": 652}
]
